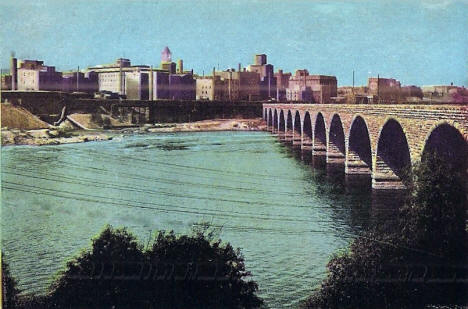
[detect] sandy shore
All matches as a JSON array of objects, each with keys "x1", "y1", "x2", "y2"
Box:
[{"x1": 1, "y1": 118, "x2": 266, "y2": 146}]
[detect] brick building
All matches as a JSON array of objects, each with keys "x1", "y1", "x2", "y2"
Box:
[
  {"x1": 196, "y1": 75, "x2": 226, "y2": 101},
  {"x1": 286, "y1": 70, "x2": 337, "y2": 103},
  {"x1": 274, "y1": 69, "x2": 291, "y2": 101},
  {"x1": 368, "y1": 77, "x2": 401, "y2": 103}
]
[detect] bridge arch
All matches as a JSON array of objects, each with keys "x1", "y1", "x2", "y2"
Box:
[
  {"x1": 284, "y1": 110, "x2": 293, "y2": 141},
  {"x1": 346, "y1": 115, "x2": 372, "y2": 175},
  {"x1": 374, "y1": 118, "x2": 411, "y2": 189},
  {"x1": 328, "y1": 114, "x2": 346, "y2": 163},
  {"x1": 268, "y1": 109, "x2": 273, "y2": 129},
  {"x1": 279, "y1": 109, "x2": 285, "y2": 135},
  {"x1": 314, "y1": 112, "x2": 327, "y2": 155},
  {"x1": 293, "y1": 110, "x2": 302, "y2": 145},
  {"x1": 422, "y1": 122, "x2": 468, "y2": 173},
  {"x1": 273, "y1": 109, "x2": 279, "y2": 133},
  {"x1": 302, "y1": 112, "x2": 313, "y2": 150}
]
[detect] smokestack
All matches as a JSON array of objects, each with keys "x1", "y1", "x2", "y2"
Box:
[
  {"x1": 149, "y1": 66, "x2": 153, "y2": 100},
  {"x1": 212, "y1": 67, "x2": 215, "y2": 78},
  {"x1": 177, "y1": 59, "x2": 183, "y2": 74},
  {"x1": 10, "y1": 52, "x2": 17, "y2": 90},
  {"x1": 238, "y1": 63, "x2": 241, "y2": 72}
]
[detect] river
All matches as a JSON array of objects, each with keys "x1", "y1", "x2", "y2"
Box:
[{"x1": 1, "y1": 131, "x2": 375, "y2": 308}]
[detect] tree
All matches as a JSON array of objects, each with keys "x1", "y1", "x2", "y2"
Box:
[
  {"x1": 2, "y1": 253, "x2": 20, "y2": 309},
  {"x1": 302, "y1": 155, "x2": 468, "y2": 309},
  {"x1": 144, "y1": 224, "x2": 263, "y2": 308},
  {"x1": 47, "y1": 224, "x2": 263, "y2": 309},
  {"x1": 49, "y1": 225, "x2": 145, "y2": 308}
]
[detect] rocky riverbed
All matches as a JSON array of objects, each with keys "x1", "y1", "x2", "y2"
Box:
[{"x1": 1, "y1": 118, "x2": 266, "y2": 146}]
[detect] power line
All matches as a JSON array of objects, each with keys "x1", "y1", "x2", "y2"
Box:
[{"x1": 2, "y1": 168, "x2": 374, "y2": 213}]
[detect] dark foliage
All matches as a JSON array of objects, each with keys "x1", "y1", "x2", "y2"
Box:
[
  {"x1": 2, "y1": 254, "x2": 20, "y2": 309},
  {"x1": 40, "y1": 224, "x2": 262, "y2": 309},
  {"x1": 48, "y1": 225, "x2": 145, "y2": 308},
  {"x1": 302, "y1": 155, "x2": 468, "y2": 309},
  {"x1": 143, "y1": 224, "x2": 263, "y2": 308}
]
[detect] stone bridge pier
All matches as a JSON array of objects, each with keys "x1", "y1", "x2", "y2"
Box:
[{"x1": 264, "y1": 103, "x2": 468, "y2": 191}]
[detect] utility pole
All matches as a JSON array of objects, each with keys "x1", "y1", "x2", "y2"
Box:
[
  {"x1": 149, "y1": 65, "x2": 153, "y2": 101},
  {"x1": 76, "y1": 66, "x2": 80, "y2": 92},
  {"x1": 377, "y1": 74, "x2": 380, "y2": 104}
]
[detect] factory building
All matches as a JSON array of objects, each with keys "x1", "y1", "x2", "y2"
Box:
[
  {"x1": 274, "y1": 69, "x2": 292, "y2": 101},
  {"x1": 217, "y1": 64, "x2": 260, "y2": 101},
  {"x1": 150, "y1": 70, "x2": 170, "y2": 100},
  {"x1": 61, "y1": 71, "x2": 98, "y2": 93},
  {"x1": 196, "y1": 68, "x2": 227, "y2": 101},
  {"x1": 367, "y1": 77, "x2": 401, "y2": 103},
  {"x1": 247, "y1": 54, "x2": 276, "y2": 100},
  {"x1": 286, "y1": 70, "x2": 337, "y2": 103},
  {"x1": 17, "y1": 60, "x2": 63, "y2": 91},
  {"x1": 86, "y1": 58, "x2": 151, "y2": 99}
]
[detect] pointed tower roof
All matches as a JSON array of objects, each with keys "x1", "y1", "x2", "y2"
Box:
[{"x1": 161, "y1": 46, "x2": 172, "y2": 62}]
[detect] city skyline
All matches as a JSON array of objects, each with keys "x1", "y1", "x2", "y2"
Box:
[{"x1": 1, "y1": 0, "x2": 467, "y2": 87}]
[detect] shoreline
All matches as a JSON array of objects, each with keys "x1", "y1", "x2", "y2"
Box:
[{"x1": 1, "y1": 118, "x2": 266, "y2": 146}]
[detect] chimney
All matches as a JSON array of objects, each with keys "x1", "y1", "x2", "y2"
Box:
[
  {"x1": 238, "y1": 63, "x2": 241, "y2": 72},
  {"x1": 10, "y1": 53, "x2": 17, "y2": 90},
  {"x1": 213, "y1": 67, "x2": 215, "y2": 78}
]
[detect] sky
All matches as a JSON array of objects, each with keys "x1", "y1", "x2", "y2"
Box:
[{"x1": 1, "y1": 0, "x2": 467, "y2": 86}]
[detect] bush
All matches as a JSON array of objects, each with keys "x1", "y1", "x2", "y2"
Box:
[
  {"x1": 46, "y1": 224, "x2": 262, "y2": 309},
  {"x1": 144, "y1": 224, "x2": 263, "y2": 308},
  {"x1": 302, "y1": 155, "x2": 468, "y2": 309}
]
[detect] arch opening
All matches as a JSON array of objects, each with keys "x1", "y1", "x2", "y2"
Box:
[
  {"x1": 268, "y1": 109, "x2": 273, "y2": 129},
  {"x1": 293, "y1": 111, "x2": 302, "y2": 145},
  {"x1": 313, "y1": 113, "x2": 327, "y2": 155},
  {"x1": 285, "y1": 110, "x2": 293, "y2": 141},
  {"x1": 347, "y1": 116, "x2": 372, "y2": 175},
  {"x1": 273, "y1": 109, "x2": 279, "y2": 133},
  {"x1": 423, "y1": 123, "x2": 468, "y2": 173},
  {"x1": 279, "y1": 110, "x2": 285, "y2": 137},
  {"x1": 328, "y1": 114, "x2": 346, "y2": 164},
  {"x1": 374, "y1": 119, "x2": 411, "y2": 189},
  {"x1": 302, "y1": 112, "x2": 313, "y2": 150}
]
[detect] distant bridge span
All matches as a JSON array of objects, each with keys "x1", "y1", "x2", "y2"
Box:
[{"x1": 263, "y1": 104, "x2": 468, "y2": 190}]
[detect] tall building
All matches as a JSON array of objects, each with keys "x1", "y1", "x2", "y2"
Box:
[
  {"x1": 247, "y1": 54, "x2": 276, "y2": 100},
  {"x1": 286, "y1": 70, "x2": 337, "y2": 103}
]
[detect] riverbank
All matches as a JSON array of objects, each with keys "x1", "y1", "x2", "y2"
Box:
[{"x1": 1, "y1": 118, "x2": 266, "y2": 146}]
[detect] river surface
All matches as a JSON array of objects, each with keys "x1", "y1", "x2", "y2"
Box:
[{"x1": 1, "y1": 131, "x2": 375, "y2": 308}]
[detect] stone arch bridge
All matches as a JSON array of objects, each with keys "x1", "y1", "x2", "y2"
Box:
[{"x1": 263, "y1": 104, "x2": 468, "y2": 190}]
